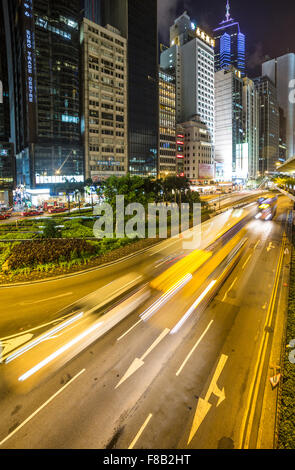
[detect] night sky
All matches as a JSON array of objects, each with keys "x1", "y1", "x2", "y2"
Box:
[{"x1": 158, "y1": 0, "x2": 295, "y2": 77}]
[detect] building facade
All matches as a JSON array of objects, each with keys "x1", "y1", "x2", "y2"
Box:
[
  {"x1": 82, "y1": 18, "x2": 127, "y2": 182},
  {"x1": 0, "y1": 0, "x2": 15, "y2": 204},
  {"x1": 215, "y1": 66, "x2": 244, "y2": 181},
  {"x1": 176, "y1": 126, "x2": 185, "y2": 177},
  {"x1": 5, "y1": 0, "x2": 84, "y2": 191},
  {"x1": 158, "y1": 69, "x2": 176, "y2": 177},
  {"x1": 254, "y1": 76, "x2": 279, "y2": 174},
  {"x1": 213, "y1": 1, "x2": 246, "y2": 77},
  {"x1": 160, "y1": 44, "x2": 182, "y2": 124},
  {"x1": 242, "y1": 77, "x2": 259, "y2": 179},
  {"x1": 279, "y1": 107, "x2": 287, "y2": 163},
  {"x1": 160, "y1": 12, "x2": 215, "y2": 144},
  {"x1": 102, "y1": 0, "x2": 159, "y2": 177},
  {"x1": 262, "y1": 53, "x2": 295, "y2": 160},
  {"x1": 180, "y1": 116, "x2": 214, "y2": 183}
]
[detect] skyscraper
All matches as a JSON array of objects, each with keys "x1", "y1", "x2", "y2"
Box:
[
  {"x1": 81, "y1": 18, "x2": 128, "y2": 181},
  {"x1": 214, "y1": 0, "x2": 246, "y2": 77},
  {"x1": 161, "y1": 12, "x2": 215, "y2": 140},
  {"x1": 161, "y1": 12, "x2": 215, "y2": 182},
  {"x1": 5, "y1": 0, "x2": 84, "y2": 190},
  {"x1": 215, "y1": 67, "x2": 244, "y2": 181},
  {"x1": 0, "y1": 0, "x2": 15, "y2": 204},
  {"x1": 158, "y1": 69, "x2": 176, "y2": 177},
  {"x1": 242, "y1": 77, "x2": 260, "y2": 179},
  {"x1": 262, "y1": 54, "x2": 295, "y2": 160},
  {"x1": 254, "y1": 76, "x2": 279, "y2": 174},
  {"x1": 102, "y1": 0, "x2": 159, "y2": 177}
]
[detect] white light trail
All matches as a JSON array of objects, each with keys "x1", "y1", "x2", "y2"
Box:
[
  {"x1": 18, "y1": 321, "x2": 103, "y2": 382},
  {"x1": 170, "y1": 280, "x2": 217, "y2": 334},
  {"x1": 5, "y1": 313, "x2": 84, "y2": 364},
  {"x1": 140, "y1": 274, "x2": 193, "y2": 321}
]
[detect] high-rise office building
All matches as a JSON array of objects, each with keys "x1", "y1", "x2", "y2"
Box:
[
  {"x1": 215, "y1": 66, "x2": 244, "y2": 181},
  {"x1": 160, "y1": 44, "x2": 182, "y2": 124},
  {"x1": 242, "y1": 77, "x2": 259, "y2": 179},
  {"x1": 102, "y1": 0, "x2": 159, "y2": 177},
  {"x1": 176, "y1": 126, "x2": 185, "y2": 177},
  {"x1": 158, "y1": 69, "x2": 176, "y2": 177},
  {"x1": 5, "y1": 0, "x2": 83, "y2": 190},
  {"x1": 254, "y1": 76, "x2": 279, "y2": 174},
  {"x1": 279, "y1": 107, "x2": 287, "y2": 163},
  {"x1": 0, "y1": 0, "x2": 15, "y2": 204},
  {"x1": 81, "y1": 18, "x2": 128, "y2": 181},
  {"x1": 262, "y1": 53, "x2": 295, "y2": 160},
  {"x1": 161, "y1": 12, "x2": 215, "y2": 142},
  {"x1": 214, "y1": 0, "x2": 246, "y2": 77}
]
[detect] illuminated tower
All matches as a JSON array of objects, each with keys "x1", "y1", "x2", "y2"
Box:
[{"x1": 213, "y1": 0, "x2": 246, "y2": 76}]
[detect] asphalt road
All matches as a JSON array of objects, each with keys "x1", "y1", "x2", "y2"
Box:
[
  {"x1": 0, "y1": 196, "x2": 291, "y2": 449},
  {"x1": 0, "y1": 190, "x2": 266, "y2": 340}
]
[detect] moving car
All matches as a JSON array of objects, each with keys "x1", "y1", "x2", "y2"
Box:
[
  {"x1": 48, "y1": 207, "x2": 67, "y2": 214},
  {"x1": 0, "y1": 213, "x2": 11, "y2": 220},
  {"x1": 22, "y1": 209, "x2": 44, "y2": 217}
]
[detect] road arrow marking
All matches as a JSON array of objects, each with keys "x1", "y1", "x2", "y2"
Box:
[
  {"x1": 187, "y1": 354, "x2": 228, "y2": 445},
  {"x1": 267, "y1": 242, "x2": 275, "y2": 252},
  {"x1": 115, "y1": 328, "x2": 170, "y2": 389}
]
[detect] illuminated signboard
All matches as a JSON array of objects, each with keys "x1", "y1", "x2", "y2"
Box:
[
  {"x1": 23, "y1": 0, "x2": 36, "y2": 141},
  {"x1": 24, "y1": 0, "x2": 35, "y2": 103},
  {"x1": 196, "y1": 27, "x2": 215, "y2": 48}
]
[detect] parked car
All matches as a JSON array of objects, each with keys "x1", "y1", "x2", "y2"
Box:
[{"x1": 22, "y1": 209, "x2": 44, "y2": 217}]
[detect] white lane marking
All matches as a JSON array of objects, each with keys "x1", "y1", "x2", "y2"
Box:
[
  {"x1": 149, "y1": 239, "x2": 179, "y2": 256},
  {"x1": 0, "y1": 369, "x2": 85, "y2": 447},
  {"x1": 221, "y1": 277, "x2": 238, "y2": 302},
  {"x1": 19, "y1": 292, "x2": 73, "y2": 306},
  {"x1": 141, "y1": 329, "x2": 170, "y2": 361},
  {"x1": 176, "y1": 321, "x2": 213, "y2": 377},
  {"x1": 254, "y1": 240, "x2": 261, "y2": 250},
  {"x1": 242, "y1": 254, "x2": 252, "y2": 270},
  {"x1": 128, "y1": 414, "x2": 153, "y2": 450},
  {"x1": 117, "y1": 319, "x2": 143, "y2": 342},
  {"x1": 155, "y1": 260, "x2": 168, "y2": 268},
  {"x1": 115, "y1": 329, "x2": 170, "y2": 389}
]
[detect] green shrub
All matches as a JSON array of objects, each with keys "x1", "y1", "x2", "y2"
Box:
[{"x1": 6, "y1": 239, "x2": 98, "y2": 270}]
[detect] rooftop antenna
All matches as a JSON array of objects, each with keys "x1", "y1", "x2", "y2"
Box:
[{"x1": 225, "y1": 0, "x2": 232, "y2": 22}]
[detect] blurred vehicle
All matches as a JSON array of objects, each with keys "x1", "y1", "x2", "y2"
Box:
[
  {"x1": 48, "y1": 207, "x2": 67, "y2": 214},
  {"x1": 22, "y1": 209, "x2": 44, "y2": 217},
  {"x1": 256, "y1": 196, "x2": 278, "y2": 221},
  {"x1": 0, "y1": 212, "x2": 10, "y2": 220}
]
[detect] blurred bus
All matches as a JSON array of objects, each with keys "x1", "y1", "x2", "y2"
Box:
[{"x1": 256, "y1": 196, "x2": 278, "y2": 221}]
